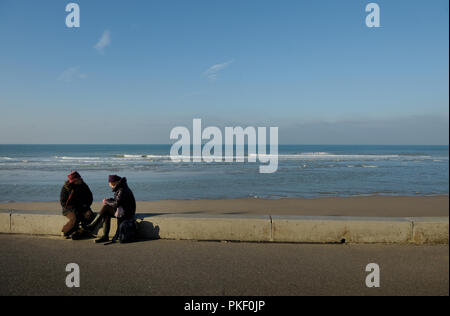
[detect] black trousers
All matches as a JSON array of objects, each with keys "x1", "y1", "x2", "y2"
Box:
[
  {"x1": 99, "y1": 204, "x2": 116, "y2": 218},
  {"x1": 98, "y1": 204, "x2": 117, "y2": 238}
]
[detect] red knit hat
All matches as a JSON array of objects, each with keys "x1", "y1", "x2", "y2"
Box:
[{"x1": 68, "y1": 171, "x2": 82, "y2": 183}]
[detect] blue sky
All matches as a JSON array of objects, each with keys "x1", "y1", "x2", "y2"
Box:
[{"x1": 0, "y1": 0, "x2": 448, "y2": 144}]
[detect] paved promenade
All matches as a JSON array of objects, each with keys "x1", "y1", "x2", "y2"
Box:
[{"x1": 0, "y1": 235, "x2": 448, "y2": 296}]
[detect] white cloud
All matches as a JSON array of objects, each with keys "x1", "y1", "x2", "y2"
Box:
[
  {"x1": 203, "y1": 60, "x2": 234, "y2": 81},
  {"x1": 57, "y1": 66, "x2": 87, "y2": 82},
  {"x1": 94, "y1": 30, "x2": 111, "y2": 54}
]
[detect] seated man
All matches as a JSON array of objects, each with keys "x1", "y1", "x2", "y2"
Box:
[
  {"x1": 60, "y1": 171, "x2": 95, "y2": 239},
  {"x1": 86, "y1": 175, "x2": 136, "y2": 244}
]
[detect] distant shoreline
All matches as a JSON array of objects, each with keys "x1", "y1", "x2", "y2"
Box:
[{"x1": 1, "y1": 195, "x2": 448, "y2": 218}]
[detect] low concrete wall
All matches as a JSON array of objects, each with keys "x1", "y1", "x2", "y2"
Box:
[
  {"x1": 138, "y1": 214, "x2": 271, "y2": 242},
  {"x1": 0, "y1": 211, "x2": 448, "y2": 244},
  {"x1": 271, "y1": 216, "x2": 413, "y2": 244},
  {"x1": 11, "y1": 213, "x2": 66, "y2": 235},
  {"x1": 5, "y1": 211, "x2": 118, "y2": 238},
  {"x1": 0, "y1": 212, "x2": 10, "y2": 233},
  {"x1": 412, "y1": 217, "x2": 450, "y2": 245}
]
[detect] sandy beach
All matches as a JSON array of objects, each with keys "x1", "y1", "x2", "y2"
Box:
[{"x1": 0, "y1": 195, "x2": 448, "y2": 217}]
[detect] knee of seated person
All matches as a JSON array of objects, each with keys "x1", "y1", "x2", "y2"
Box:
[{"x1": 66, "y1": 211, "x2": 76, "y2": 221}]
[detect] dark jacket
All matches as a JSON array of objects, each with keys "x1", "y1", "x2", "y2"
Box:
[
  {"x1": 105, "y1": 177, "x2": 136, "y2": 220},
  {"x1": 60, "y1": 181, "x2": 93, "y2": 215}
]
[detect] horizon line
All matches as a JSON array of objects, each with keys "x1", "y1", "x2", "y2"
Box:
[{"x1": 0, "y1": 144, "x2": 448, "y2": 147}]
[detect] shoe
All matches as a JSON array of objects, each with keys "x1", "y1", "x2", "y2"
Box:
[
  {"x1": 94, "y1": 215, "x2": 111, "y2": 244},
  {"x1": 79, "y1": 227, "x2": 95, "y2": 238},
  {"x1": 95, "y1": 236, "x2": 109, "y2": 243},
  {"x1": 71, "y1": 232, "x2": 83, "y2": 240},
  {"x1": 85, "y1": 214, "x2": 103, "y2": 232}
]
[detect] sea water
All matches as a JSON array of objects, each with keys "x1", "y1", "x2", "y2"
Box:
[{"x1": 0, "y1": 145, "x2": 448, "y2": 202}]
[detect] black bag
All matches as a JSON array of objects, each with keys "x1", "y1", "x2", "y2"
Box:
[{"x1": 115, "y1": 218, "x2": 138, "y2": 244}]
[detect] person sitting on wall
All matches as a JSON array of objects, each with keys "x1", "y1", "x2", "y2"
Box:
[
  {"x1": 60, "y1": 171, "x2": 95, "y2": 240},
  {"x1": 86, "y1": 175, "x2": 136, "y2": 244}
]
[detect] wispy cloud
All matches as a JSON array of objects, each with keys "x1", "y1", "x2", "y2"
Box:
[
  {"x1": 94, "y1": 30, "x2": 111, "y2": 54},
  {"x1": 203, "y1": 60, "x2": 234, "y2": 81},
  {"x1": 57, "y1": 66, "x2": 87, "y2": 82}
]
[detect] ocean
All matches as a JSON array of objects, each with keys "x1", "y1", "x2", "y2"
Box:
[{"x1": 0, "y1": 145, "x2": 448, "y2": 202}]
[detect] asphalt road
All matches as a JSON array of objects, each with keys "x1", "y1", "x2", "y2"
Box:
[{"x1": 0, "y1": 234, "x2": 448, "y2": 296}]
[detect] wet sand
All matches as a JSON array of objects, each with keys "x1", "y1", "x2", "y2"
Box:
[{"x1": 0, "y1": 195, "x2": 448, "y2": 217}]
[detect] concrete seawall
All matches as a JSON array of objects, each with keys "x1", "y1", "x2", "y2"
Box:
[{"x1": 0, "y1": 210, "x2": 448, "y2": 244}]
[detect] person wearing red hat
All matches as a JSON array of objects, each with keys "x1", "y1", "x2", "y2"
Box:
[{"x1": 60, "y1": 171, "x2": 95, "y2": 239}]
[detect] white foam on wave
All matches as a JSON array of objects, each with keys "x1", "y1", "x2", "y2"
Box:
[
  {"x1": 114, "y1": 154, "x2": 169, "y2": 159},
  {"x1": 277, "y1": 153, "x2": 438, "y2": 160},
  {"x1": 55, "y1": 156, "x2": 101, "y2": 160},
  {"x1": 282, "y1": 153, "x2": 400, "y2": 159},
  {"x1": 298, "y1": 152, "x2": 331, "y2": 156},
  {"x1": 46, "y1": 153, "x2": 444, "y2": 164},
  {"x1": 116, "y1": 154, "x2": 146, "y2": 158},
  {"x1": 347, "y1": 164, "x2": 378, "y2": 168},
  {"x1": 112, "y1": 152, "x2": 439, "y2": 162}
]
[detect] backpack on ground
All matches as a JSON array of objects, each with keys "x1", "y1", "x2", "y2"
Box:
[{"x1": 114, "y1": 218, "x2": 138, "y2": 243}]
